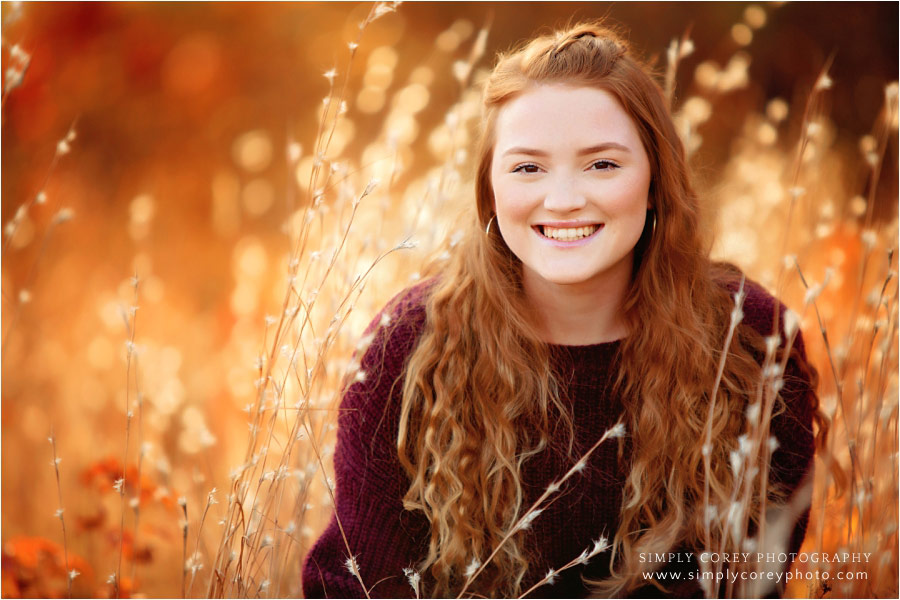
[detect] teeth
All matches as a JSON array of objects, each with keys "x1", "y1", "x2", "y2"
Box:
[{"x1": 541, "y1": 225, "x2": 600, "y2": 241}]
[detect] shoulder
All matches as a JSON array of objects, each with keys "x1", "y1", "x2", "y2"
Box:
[
  {"x1": 357, "y1": 277, "x2": 435, "y2": 363},
  {"x1": 719, "y1": 270, "x2": 818, "y2": 472},
  {"x1": 334, "y1": 279, "x2": 437, "y2": 475},
  {"x1": 718, "y1": 271, "x2": 806, "y2": 355},
  {"x1": 341, "y1": 278, "x2": 436, "y2": 410}
]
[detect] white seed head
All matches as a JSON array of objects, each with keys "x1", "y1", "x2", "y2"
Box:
[
  {"x1": 591, "y1": 536, "x2": 609, "y2": 556},
  {"x1": 403, "y1": 568, "x2": 421, "y2": 593},
  {"x1": 861, "y1": 230, "x2": 878, "y2": 250},
  {"x1": 10, "y1": 44, "x2": 29, "y2": 62},
  {"x1": 608, "y1": 422, "x2": 627, "y2": 438},
  {"x1": 763, "y1": 364, "x2": 782, "y2": 380},
  {"x1": 814, "y1": 72, "x2": 833, "y2": 91},
  {"x1": 886, "y1": 81, "x2": 899, "y2": 102},
  {"x1": 372, "y1": 2, "x2": 396, "y2": 19},
  {"x1": 783, "y1": 309, "x2": 800, "y2": 338},
  {"x1": 518, "y1": 508, "x2": 544, "y2": 531},
  {"x1": 765, "y1": 335, "x2": 781, "y2": 357},
  {"x1": 787, "y1": 186, "x2": 805, "y2": 200},
  {"x1": 745, "y1": 403, "x2": 760, "y2": 423},
  {"x1": 730, "y1": 450, "x2": 742, "y2": 475},
  {"x1": 287, "y1": 142, "x2": 302, "y2": 162},
  {"x1": 363, "y1": 178, "x2": 380, "y2": 197},
  {"x1": 573, "y1": 456, "x2": 588, "y2": 473},
  {"x1": 804, "y1": 282, "x2": 823, "y2": 305},
  {"x1": 464, "y1": 557, "x2": 481, "y2": 579},
  {"x1": 53, "y1": 208, "x2": 74, "y2": 224},
  {"x1": 344, "y1": 554, "x2": 360, "y2": 575}
]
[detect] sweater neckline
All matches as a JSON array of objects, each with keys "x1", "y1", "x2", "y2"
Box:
[{"x1": 547, "y1": 338, "x2": 622, "y2": 351}]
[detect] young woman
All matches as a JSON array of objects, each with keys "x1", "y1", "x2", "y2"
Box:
[{"x1": 303, "y1": 21, "x2": 825, "y2": 598}]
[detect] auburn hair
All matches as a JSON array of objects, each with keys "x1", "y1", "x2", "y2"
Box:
[{"x1": 393, "y1": 21, "x2": 825, "y2": 597}]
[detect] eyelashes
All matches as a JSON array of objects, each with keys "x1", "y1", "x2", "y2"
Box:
[
  {"x1": 510, "y1": 160, "x2": 621, "y2": 174},
  {"x1": 511, "y1": 163, "x2": 541, "y2": 174},
  {"x1": 588, "y1": 159, "x2": 620, "y2": 171}
]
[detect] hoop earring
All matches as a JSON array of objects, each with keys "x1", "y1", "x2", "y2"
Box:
[
  {"x1": 650, "y1": 210, "x2": 657, "y2": 236},
  {"x1": 485, "y1": 215, "x2": 495, "y2": 235}
]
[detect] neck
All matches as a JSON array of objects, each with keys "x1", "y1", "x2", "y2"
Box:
[{"x1": 522, "y1": 267, "x2": 631, "y2": 346}]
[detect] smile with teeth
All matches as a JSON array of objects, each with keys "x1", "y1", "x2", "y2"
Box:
[{"x1": 538, "y1": 224, "x2": 601, "y2": 241}]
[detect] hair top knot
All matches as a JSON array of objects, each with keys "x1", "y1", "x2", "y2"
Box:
[
  {"x1": 549, "y1": 24, "x2": 628, "y2": 61},
  {"x1": 492, "y1": 21, "x2": 633, "y2": 92}
]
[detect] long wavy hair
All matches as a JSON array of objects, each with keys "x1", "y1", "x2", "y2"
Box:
[{"x1": 394, "y1": 21, "x2": 826, "y2": 597}]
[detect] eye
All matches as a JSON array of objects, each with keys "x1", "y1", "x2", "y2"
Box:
[
  {"x1": 511, "y1": 163, "x2": 541, "y2": 174},
  {"x1": 588, "y1": 160, "x2": 620, "y2": 171}
]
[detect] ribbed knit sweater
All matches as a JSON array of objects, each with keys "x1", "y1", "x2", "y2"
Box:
[{"x1": 302, "y1": 278, "x2": 816, "y2": 598}]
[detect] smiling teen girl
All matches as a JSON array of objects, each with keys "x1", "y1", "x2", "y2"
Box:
[{"x1": 303, "y1": 22, "x2": 825, "y2": 599}]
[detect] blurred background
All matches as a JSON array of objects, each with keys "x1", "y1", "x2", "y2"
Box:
[{"x1": 2, "y1": 2, "x2": 897, "y2": 598}]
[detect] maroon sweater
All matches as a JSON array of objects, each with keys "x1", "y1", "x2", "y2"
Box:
[{"x1": 302, "y1": 279, "x2": 816, "y2": 598}]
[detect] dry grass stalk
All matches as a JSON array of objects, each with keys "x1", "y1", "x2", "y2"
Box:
[
  {"x1": 455, "y1": 423, "x2": 626, "y2": 599},
  {"x1": 48, "y1": 429, "x2": 72, "y2": 598},
  {"x1": 111, "y1": 276, "x2": 142, "y2": 598},
  {"x1": 1, "y1": 122, "x2": 78, "y2": 357}
]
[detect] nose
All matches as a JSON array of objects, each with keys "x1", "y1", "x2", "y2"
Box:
[{"x1": 543, "y1": 174, "x2": 587, "y2": 213}]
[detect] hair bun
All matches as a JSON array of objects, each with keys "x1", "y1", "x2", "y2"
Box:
[{"x1": 550, "y1": 24, "x2": 627, "y2": 62}]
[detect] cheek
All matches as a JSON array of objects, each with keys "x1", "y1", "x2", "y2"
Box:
[
  {"x1": 491, "y1": 177, "x2": 534, "y2": 222},
  {"x1": 605, "y1": 173, "x2": 651, "y2": 214}
]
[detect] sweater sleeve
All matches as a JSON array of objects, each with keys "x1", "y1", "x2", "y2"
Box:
[{"x1": 302, "y1": 285, "x2": 432, "y2": 599}]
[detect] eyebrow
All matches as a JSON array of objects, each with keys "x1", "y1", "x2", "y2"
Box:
[{"x1": 502, "y1": 142, "x2": 632, "y2": 157}]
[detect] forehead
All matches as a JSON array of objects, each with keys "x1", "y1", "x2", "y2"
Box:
[{"x1": 492, "y1": 84, "x2": 643, "y2": 152}]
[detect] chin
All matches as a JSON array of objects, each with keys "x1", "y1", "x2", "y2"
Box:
[{"x1": 538, "y1": 272, "x2": 598, "y2": 286}]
